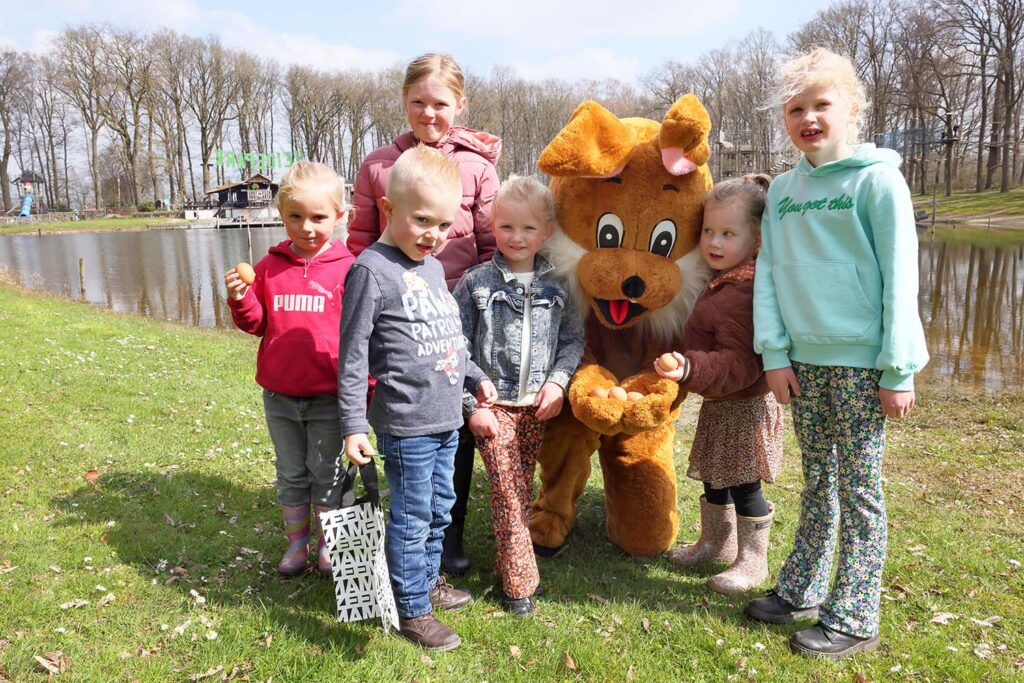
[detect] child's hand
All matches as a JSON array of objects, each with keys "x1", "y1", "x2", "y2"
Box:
[
  {"x1": 766, "y1": 367, "x2": 800, "y2": 404},
  {"x1": 468, "y1": 408, "x2": 499, "y2": 438},
  {"x1": 654, "y1": 352, "x2": 690, "y2": 382},
  {"x1": 344, "y1": 433, "x2": 375, "y2": 465},
  {"x1": 224, "y1": 268, "x2": 249, "y2": 301},
  {"x1": 879, "y1": 387, "x2": 915, "y2": 419},
  {"x1": 534, "y1": 382, "x2": 564, "y2": 421},
  {"x1": 476, "y1": 380, "x2": 497, "y2": 408}
]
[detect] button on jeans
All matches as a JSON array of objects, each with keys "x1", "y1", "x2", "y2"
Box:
[{"x1": 377, "y1": 430, "x2": 458, "y2": 618}]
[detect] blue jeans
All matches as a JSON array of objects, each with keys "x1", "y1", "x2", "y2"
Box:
[{"x1": 378, "y1": 430, "x2": 458, "y2": 618}]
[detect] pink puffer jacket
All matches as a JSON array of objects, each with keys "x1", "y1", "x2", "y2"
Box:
[{"x1": 346, "y1": 127, "x2": 501, "y2": 290}]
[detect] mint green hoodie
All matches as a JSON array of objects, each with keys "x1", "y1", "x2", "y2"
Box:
[{"x1": 753, "y1": 144, "x2": 929, "y2": 391}]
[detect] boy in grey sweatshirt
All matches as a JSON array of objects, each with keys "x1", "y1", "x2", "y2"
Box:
[{"x1": 338, "y1": 145, "x2": 495, "y2": 652}]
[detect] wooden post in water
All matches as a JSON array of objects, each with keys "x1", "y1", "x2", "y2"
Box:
[
  {"x1": 78, "y1": 257, "x2": 86, "y2": 300},
  {"x1": 247, "y1": 222, "x2": 253, "y2": 264}
]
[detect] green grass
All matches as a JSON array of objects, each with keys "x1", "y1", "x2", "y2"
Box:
[
  {"x1": 913, "y1": 188, "x2": 1024, "y2": 218},
  {"x1": 1, "y1": 217, "x2": 189, "y2": 235},
  {"x1": 1, "y1": 284, "x2": 1022, "y2": 681}
]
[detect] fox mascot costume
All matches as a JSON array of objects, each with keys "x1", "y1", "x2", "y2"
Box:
[{"x1": 531, "y1": 95, "x2": 714, "y2": 556}]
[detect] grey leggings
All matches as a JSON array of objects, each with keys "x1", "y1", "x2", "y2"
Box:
[{"x1": 263, "y1": 390, "x2": 345, "y2": 507}]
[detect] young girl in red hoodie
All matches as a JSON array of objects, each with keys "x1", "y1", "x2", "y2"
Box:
[
  {"x1": 347, "y1": 53, "x2": 500, "y2": 576},
  {"x1": 225, "y1": 161, "x2": 355, "y2": 577},
  {"x1": 654, "y1": 174, "x2": 783, "y2": 595}
]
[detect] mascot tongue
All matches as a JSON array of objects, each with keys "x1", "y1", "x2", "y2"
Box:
[{"x1": 609, "y1": 299, "x2": 629, "y2": 325}]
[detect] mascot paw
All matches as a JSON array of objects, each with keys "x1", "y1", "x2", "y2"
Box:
[
  {"x1": 530, "y1": 510, "x2": 572, "y2": 550},
  {"x1": 619, "y1": 373, "x2": 680, "y2": 432},
  {"x1": 570, "y1": 395, "x2": 626, "y2": 435}
]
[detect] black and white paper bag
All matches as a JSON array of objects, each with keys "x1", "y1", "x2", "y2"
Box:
[{"x1": 319, "y1": 463, "x2": 399, "y2": 632}]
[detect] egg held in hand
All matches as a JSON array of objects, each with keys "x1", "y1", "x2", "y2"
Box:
[{"x1": 235, "y1": 262, "x2": 256, "y2": 285}]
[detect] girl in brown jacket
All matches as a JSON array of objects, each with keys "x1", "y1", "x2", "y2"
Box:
[{"x1": 654, "y1": 174, "x2": 783, "y2": 595}]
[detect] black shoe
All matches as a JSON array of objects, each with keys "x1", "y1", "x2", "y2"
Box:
[
  {"x1": 744, "y1": 589, "x2": 820, "y2": 625},
  {"x1": 789, "y1": 622, "x2": 880, "y2": 659},
  {"x1": 441, "y1": 517, "x2": 470, "y2": 577},
  {"x1": 500, "y1": 592, "x2": 537, "y2": 617}
]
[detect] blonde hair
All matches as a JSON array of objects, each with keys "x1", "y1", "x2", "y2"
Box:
[
  {"x1": 495, "y1": 175, "x2": 557, "y2": 227},
  {"x1": 402, "y1": 53, "x2": 465, "y2": 100},
  {"x1": 704, "y1": 174, "x2": 772, "y2": 237},
  {"x1": 387, "y1": 144, "x2": 461, "y2": 199},
  {"x1": 276, "y1": 160, "x2": 347, "y2": 213},
  {"x1": 775, "y1": 47, "x2": 866, "y2": 143}
]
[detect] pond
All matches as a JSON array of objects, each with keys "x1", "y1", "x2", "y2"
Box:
[{"x1": 1, "y1": 226, "x2": 1022, "y2": 392}]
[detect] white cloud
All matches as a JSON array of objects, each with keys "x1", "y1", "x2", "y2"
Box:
[
  {"x1": 507, "y1": 48, "x2": 640, "y2": 83},
  {"x1": 391, "y1": 0, "x2": 743, "y2": 49}
]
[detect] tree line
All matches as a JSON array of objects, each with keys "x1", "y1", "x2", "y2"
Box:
[{"x1": 0, "y1": 0, "x2": 1020, "y2": 213}]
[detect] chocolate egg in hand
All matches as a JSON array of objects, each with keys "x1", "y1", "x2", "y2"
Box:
[{"x1": 236, "y1": 262, "x2": 256, "y2": 285}]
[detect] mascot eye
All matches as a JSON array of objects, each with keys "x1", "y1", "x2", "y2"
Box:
[
  {"x1": 649, "y1": 220, "x2": 676, "y2": 257},
  {"x1": 596, "y1": 213, "x2": 625, "y2": 248}
]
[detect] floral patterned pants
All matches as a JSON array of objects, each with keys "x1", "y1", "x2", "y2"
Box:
[
  {"x1": 478, "y1": 404, "x2": 544, "y2": 599},
  {"x1": 775, "y1": 363, "x2": 887, "y2": 638}
]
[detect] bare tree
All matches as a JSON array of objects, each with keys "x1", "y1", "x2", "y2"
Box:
[
  {"x1": 53, "y1": 25, "x2": 106, "y2": 208},
  {"x1": 181, "y1": 36, "x2": 241, "y2": 193},
  {"x1": 0, "y1": 50, "x2": 30, "y2": 212}
]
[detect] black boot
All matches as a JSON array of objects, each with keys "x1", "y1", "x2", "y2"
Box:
[{"x1": 442, "y1": 428, "x2": 474, "y2": 576}]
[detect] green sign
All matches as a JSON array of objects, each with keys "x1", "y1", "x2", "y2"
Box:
[{"x1": 215, "y1": 149, "x2": 305, "y2": 170}]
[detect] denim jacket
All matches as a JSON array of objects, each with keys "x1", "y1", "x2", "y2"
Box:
[{"x1": 453, "y1": 252, "x2": 584, "y2": 414}]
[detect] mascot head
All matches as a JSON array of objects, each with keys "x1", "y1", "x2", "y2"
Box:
[{"x1": 539, "y1": 95, "x2": 714, "y2": 340}]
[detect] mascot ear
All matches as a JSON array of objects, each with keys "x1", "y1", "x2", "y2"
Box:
[
  {"x1": 538, "y1": 101, "x2": 637, "y2": 177},
  {"x1": 659, "y1": 94, "x2": 712, "y2": 176}
]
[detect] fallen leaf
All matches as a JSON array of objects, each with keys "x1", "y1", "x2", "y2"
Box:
[
  {"x1": 187, "y1": 665, "x2": 223, "y2": 681},
  {"x1": 564, "y1": 652, "x2": 577, "y2": 672},
  {"x1": 420, "y1": 653, "x2": 434, "y2": 665},
  {"x1": 626, "y1": 664, "x2": 635, "y2": 680},
  {"x1": 60, "y1": 599, "x2": 89, "y2": 610},
  {"x1": 172, "y1": 566, "x2": 188, "y2": 576},
  {"x1": 931, "y1": 612, "x2": 958, "y2": 625},
  {"x1": 259, "y1": 633, "x2": 272, "y2": 648},
  {"x1": 0, "y1": 563, "x2": 16, "y2": 575},
  {"x1": 97, "y1": 593, "x2": 116, "y2": 607},
  {"x1": 84, "y1": 469, "x2": 101, "y2": 483},
  {"x1": 48, "y1": 565, "x2": 61, "y2": 574},
  {"x1": 169, "y1": 620, "x2": 191, "y2": 639},
  {"x1": 509, "y1": 645, "x2": 522, "y2": 660},
  {"x1": 164, "y1": 514, "x2": 177, "y2": 527},
  {"x1": 189, "y1": 589, "x2": 206, "y2": 606},
  {"x1": 641, "y1": 617, "x2": 651, "y2": 633},
  {"x1": 854, "y1": 672, "x2": 870, "y2": 683},
  {"x1": 587, "y1": 593, "x2": 608, "y2": 604},
  {"x1": 970, "y1": 616, "x2": 1001, "y2": 627},
  {"x1": 34, "y1": 656, "x2": 60, "y2": 674},
  {"x1": 736, "y1": 656, "x2": 747, "y2": 670}
]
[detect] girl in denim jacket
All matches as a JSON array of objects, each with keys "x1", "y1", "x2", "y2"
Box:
[{"x1": 453, "y1": 176, "x2": 584, "y2": 616}]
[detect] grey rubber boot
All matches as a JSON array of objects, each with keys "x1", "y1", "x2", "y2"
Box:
[{"x1": 666, "y1": 496, "x2": 737, "y2": 567}]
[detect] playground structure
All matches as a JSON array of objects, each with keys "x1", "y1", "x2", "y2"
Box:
[{"x1": 7, "y1": 171, "x2": 47, "y2": 219}]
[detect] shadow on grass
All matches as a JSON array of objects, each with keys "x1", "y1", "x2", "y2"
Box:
[
  {"x1": 454, "y1": 479, "x2": 760, "y2": 624},
  {"x1": 51, "y1": 469, "x2": 371, "y2": 659}
]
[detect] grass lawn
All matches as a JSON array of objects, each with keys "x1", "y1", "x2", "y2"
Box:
[
  {"x1": 1, "y1": 217, "x2": 189, "y2": 235},
  {"x1": 1, "y1": 285, "x2": 1021, "y2": 681},
  {"x1": 912, "y1": 188, "x2": 1024, "y2": 218}
]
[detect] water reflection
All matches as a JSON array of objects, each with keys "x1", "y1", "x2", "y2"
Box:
[
  {"x1": 0, "y1": 226, "x2": 286, "y2": 329},
  {"x1": 917, "y1": 232, "x2": 1024, "y2": 391},
  {"x1": 0, "y1": 226, "x2": 1022, "y2": 391}
]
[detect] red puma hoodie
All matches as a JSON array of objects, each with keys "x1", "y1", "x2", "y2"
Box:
[{"x1": 228, "y1": 240, "x2": 354, "y2": 396}]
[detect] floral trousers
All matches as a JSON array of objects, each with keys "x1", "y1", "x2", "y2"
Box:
[
  {"x1": 478, "y1": 404, "x2": 544, "y2": 599},
  {"x1": 775, "y1": 363, "x2": 888, "y2": 638}
]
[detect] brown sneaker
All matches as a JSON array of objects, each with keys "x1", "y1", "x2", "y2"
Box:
[
  {"x1": 429, "y1": 576, "x2": 473, "y2": 611},
  {"x1": 397, "y1": 614, "x2": 461, "y2": 651}
]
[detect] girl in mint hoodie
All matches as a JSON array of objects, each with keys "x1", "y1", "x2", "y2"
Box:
[
  {"x1": 745, "y1": 48, "x2": 928, "y2": 660},
  {"x1": 347, "y1": 53, "x2": 501, "y2": 577}
]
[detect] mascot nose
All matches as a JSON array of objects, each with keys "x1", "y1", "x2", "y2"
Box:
[{"x1": 621, "y1": 275, "x2": 646, "y2": 299}]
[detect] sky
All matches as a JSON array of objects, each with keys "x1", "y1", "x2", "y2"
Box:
[{"x1": 0, "y1": 0, "x2": 823, "y2": 84}]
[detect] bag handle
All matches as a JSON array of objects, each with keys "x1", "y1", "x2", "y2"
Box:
[{"x1": 339, "y1": 462, "x2": 381, "y2": 508}]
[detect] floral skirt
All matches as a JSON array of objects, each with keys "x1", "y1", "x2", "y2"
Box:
[{"x1": 687, "y1": 393, "x2": 784, "y2": 489}]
